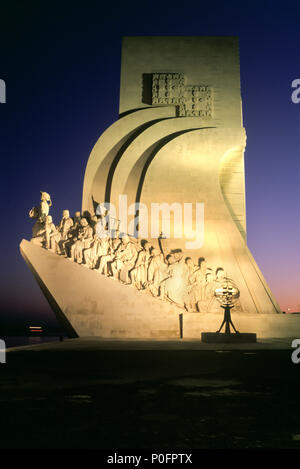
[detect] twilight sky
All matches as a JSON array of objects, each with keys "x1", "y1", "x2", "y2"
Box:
[{"x1": 0, "y1": 0, "x2": 299, "y2": 331}]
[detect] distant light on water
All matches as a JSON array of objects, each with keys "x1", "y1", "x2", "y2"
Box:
[{"x1": 29, "y1": 326, "x2": 43, "y2": 333}]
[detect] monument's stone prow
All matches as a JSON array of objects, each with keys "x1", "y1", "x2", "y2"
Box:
[
  {"x1": 20, "y1": 240, "x2": 181, "y2": 339},
  {"x1": 20, "y1": 240, "x2": 295, "y2": 340}
]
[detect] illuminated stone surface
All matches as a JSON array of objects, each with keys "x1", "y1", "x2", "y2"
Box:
[
  {"x1": 20, "y1": 240, "x2": 298, "y2": 338},
  {"x1": 20, "y1": 240, "x2": 181, "y2": 338},
  {"x1": 82, "y1": 36, "x2": 280, "y2": 315},
  {"x1": 82, "y1": 106, "x2": 176, "y2": 215},
  {"x1": 21, "y1": 36, "x2": 283, "y2": 339}
]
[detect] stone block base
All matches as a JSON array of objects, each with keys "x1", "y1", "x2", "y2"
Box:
[{"x1": 201, "y1": 332, "x2": 257, "y2": 343}]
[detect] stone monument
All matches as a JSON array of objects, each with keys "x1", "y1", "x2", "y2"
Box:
[{"x1": 20, "y1": 36, "x2": 288, "y2": 340}]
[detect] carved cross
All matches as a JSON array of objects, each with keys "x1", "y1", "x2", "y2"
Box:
[{"x1": 151, "y1": 73, "x2": 212, "y2": 118}]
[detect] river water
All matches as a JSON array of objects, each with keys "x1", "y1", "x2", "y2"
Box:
[{"x1": 2, "y1": 336, "x2": 64, "y2": 348}]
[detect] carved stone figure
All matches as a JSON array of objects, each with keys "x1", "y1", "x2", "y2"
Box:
[
  {"x1": 50, "y1": 210, "x2": 74, "y2": 254},
  {"x1": 96, "y1": 231, "x2": 121, "y2": 276},
  {"x1": 90, "y1": 215, "x2": 99, "y2": 232},
  {"x1": 111, "y1": 235, "x2": 138, "y2": 283},
  {"x1": 83, "y1": 234, "x2": 99, "y2": 268},
  {"x1": 84, "y1": 234, "x2": 110, "y2": 269},
  {"x1": 215, "y1": 267, "x2": 226, "y2": 284},
  {"x1": 27, "y1": 194, "x2": 242, "y2": 314},
  {"x1": 147, "y1": 248, "x2": 168, "y2": 297},
  {"x1": 96, "y1": 242, "x2": 114, "y2": 275},
  {"x1": 188, "y1": 260, "x2": 208, "y2": 310},
  {"x1": 31, "y1": 215, "x2": 56, "y2": 249},
  {"x1": 44, "y1": 215, "x2": 58, "y2": 250},
  {"x1": 203, "y1": 271, "x2": 218, "y2": 312},
  {"x1": 70, "y1": 218, "x2": 93, "y2": 264},
  {"x1": 184, "y1": 257, "x2": 198, "y2": 310},
  {"x1": 73, "y1": 211, "x2": 82, "y2": 227},
  {"x1": 162, "y1": 253, "x2": 188, "y2": 307},
  {"x1": 95, "y1": 218, "x2": 108, "y2": 238},
  {"x1": 130, "y1": 241, "x2": 152, "y2": 290},
  {"x1": 62, "y1": 211, "x2": 82, "y2": 257},
  {"x1": 39, "y1": 191, "x2": 52, "y2": 222},
  {"x1": 97, "y1": 235, "x2": 111, "y2": 258},
  {"x1": 29, "y1": 206, "x2": 44, "y2": 240},
  {"x1": 60, "y1": 210, "x2": 74, "y2": 238}
]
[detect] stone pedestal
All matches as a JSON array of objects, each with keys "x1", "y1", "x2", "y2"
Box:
[{"x1": 201, "y1": 332, "x2": 257, "y2": 343}]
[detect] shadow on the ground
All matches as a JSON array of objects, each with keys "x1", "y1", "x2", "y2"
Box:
[{"x1": 0, "y1": 349, "x2": 299, "y2": 449}]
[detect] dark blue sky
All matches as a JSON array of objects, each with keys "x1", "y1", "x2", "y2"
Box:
[{"x1": 0, "y1": 0, "x2": 299, "y2": 330}]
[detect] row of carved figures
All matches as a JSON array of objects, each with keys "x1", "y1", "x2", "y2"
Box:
[{"x1": 29, "y1": 192, "x2": 237, "y2": 313}]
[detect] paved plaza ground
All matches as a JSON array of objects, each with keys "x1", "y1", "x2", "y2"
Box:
[{"x1": 1, "y1": 338, "x2": 300, "y2": 449}]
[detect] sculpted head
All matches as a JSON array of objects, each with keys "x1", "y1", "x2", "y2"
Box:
[
  {"x1": 216, "y1": 268, "x2": 225, "y2": 280},
  {"x1": 46, "y1": 215, "x2": 52, "y2": 223},
  {"x1": 62, "y1": 210, "x2": 70, "y2": 219},
  {"x1": 80, "y1": 218, "x2": 88, "y2": 227},
  {"x1": 40, "y1": 191, "x2": 51, "y2": 201},
  {"x1": 172, "y1": 249, "x2": 183, "y2": 262},
  {"x1": 185, "y1": 257, "x2": 194, "y2": 269},
  {"x1": 206, "y1": 272, "x2": 213, "y2": 283},
  {"x1": 166, "y1": 254, "x2": 175, "y2": 265},
  {"x1": 122, "y1": 234, "x2": 129, "y2": 244}
]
